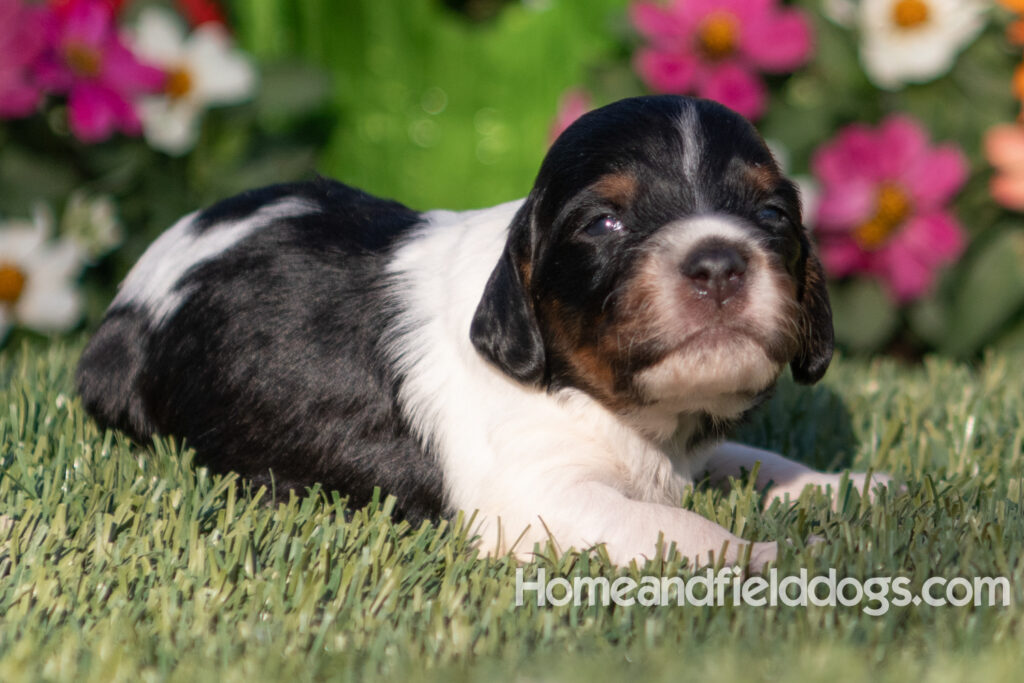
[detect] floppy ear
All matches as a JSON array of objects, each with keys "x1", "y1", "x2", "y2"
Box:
[
  {"x1": 790, "y1": 245, "x2": 834, "y2": 385},
  {"x1": 470, "y1": 243, "x2": 546, "y2": 385}
]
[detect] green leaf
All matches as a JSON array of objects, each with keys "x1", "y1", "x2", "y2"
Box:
[
  {"x1": 830, "y1": 278, "x2": 899, "y2": 352},
  {"x1": 942, "y1": 230, "x2": 1024, "y2": 356},
  {"x1": 0, "y1": 146, "x2": 79, "y2": 213},
  {"x1": 994, "y1": 314, "x2": 1024, "y2": 351},
  {"x1": 907, "y1": 296, "x2": 949, "y2": 348},
  {"x1": 255, "y1": 61, "x2": 334, "y2": 128}
]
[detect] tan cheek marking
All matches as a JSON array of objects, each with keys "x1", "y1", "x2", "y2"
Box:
[
  {"x1": 568, "y1": 345, "x2": 620, "y2": 403},
  {"x1": 539, "y1": 299, "x2": 638, "y2": 410},
  {"x1": 796, "y1": 251, "x2": 830, "y2": 337},
  {"x1": 518, "y1": 259, "x2": 532, "y2": 287},
  {"x1": 760, "y1": 256, "x2": 803, "y2": 360},
  {"x1": 619, "y1": 248, "x2": 691, "y2": 344}
]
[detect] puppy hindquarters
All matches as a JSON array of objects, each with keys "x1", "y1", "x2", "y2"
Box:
[{"x1": 76, "y1": 304, "x2": 156, "y2": 442}]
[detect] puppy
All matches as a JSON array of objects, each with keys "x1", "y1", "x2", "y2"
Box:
[{"x1": 77, "y1": 95, "x2": 887, "y2": 571}]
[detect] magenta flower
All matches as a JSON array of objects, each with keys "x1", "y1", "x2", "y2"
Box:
[
  {"x1": 812, "y1": 115, "x2": 968, "y2": 302},
  {"x1": 548, "y1": 88, "x2": 592, "y2": 144},
  {"x1": 630, "y1": 0, "x2": 813, "y2": 120},
  {"x1": 0, "y1": 0, "x2": 47, "y2": 118},
  {"x1": 34, "y1": 0, "x2": 164, "y2": 142}
]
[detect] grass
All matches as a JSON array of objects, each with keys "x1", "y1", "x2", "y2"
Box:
[{"x1": 1, "y1": 339, "x2": 1023, "y2": 682}]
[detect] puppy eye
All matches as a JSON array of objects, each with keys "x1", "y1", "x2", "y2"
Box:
[
  {"x1": 757, "y1": 207, "x2": 786, "y2": 224},
  {"x1": 584, "y1": 215, "x2": 625, "y2": 237}
]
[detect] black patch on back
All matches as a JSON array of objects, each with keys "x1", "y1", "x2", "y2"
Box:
[{"x1": 78, "y1": 178, "x2": 445, "y2": 524}]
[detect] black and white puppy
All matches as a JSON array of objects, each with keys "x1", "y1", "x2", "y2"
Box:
[{"x1": 78, "y1": 95, "x2": 886, "y2": 570}]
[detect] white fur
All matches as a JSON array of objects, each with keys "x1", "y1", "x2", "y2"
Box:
[
  {"x1": 678, "y1": 107, "x2": 706, "y2": 211},
  {"x1": 631, "y1": 216, "x2": 790, "y2": 417},
  {"x1": 115, "y1": 198, "x2": 319, "y2": 325},
  {"x1": 384, "y1": 203, "x2": 781, "y2": 568},
  {"x1": 704, "y1": 443, "x2": 895, "y2": 510}
]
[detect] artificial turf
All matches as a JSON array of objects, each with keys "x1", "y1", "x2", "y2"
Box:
[{"x1": 1, "y1": 340, "x2": 1022, "y2": 682}]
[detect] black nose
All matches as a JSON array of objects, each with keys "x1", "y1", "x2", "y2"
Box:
[{"x1": 681, "y1": 244, "x2": 748, "y2": 305}]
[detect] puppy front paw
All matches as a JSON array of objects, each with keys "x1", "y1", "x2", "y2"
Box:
[
  {"x1": 720, "y1": 540, "x2": 778, "y2": 574},
  {"x1": 747, "y1": 540, "x2": 779, "y2": 573},
  {"x1": 764, "y1": 471, "x2": 895, "y2": 508},
  {"x1": 845, "y1": 471, "x2": 897, "y2": 500}
]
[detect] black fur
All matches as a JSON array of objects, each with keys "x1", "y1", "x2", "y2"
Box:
[
  {"x1": 75, "y1": 304, "x2": 154, "y2": 440},
  {"x1": 77, "y1": 179, "x2": 445, "y2": 523}
]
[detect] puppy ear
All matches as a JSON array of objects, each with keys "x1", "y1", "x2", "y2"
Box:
[
  {"x1": 790, "y1": 245, "x2": 834, "y2": 385},
  {"x1": 470, "y1": 244, "x2": 546, "y2": 385}
]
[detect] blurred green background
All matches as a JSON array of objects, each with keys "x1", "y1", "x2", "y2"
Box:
[
  {"x1": 1, "y1": 0, "x2": 1023, "y2": 357},
  {"x1": 233, "y1": 0, "x2": 628, "y2": 210}
]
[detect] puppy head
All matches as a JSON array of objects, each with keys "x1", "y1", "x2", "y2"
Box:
[{"x1": 470, "y1": 95, "x2": 832, "y2": 421}]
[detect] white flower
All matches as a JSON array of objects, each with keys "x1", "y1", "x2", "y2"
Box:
[
  {"x1": 0, "y1": 207, "x2": 85, "y2": 340},
  {"x1": 129, "y1": 7, "x2": 257, "y2": 155},
  {"x1": 60, "y1": 191, "x2": 123, "y2": 262},
  {"x1": 858, "y1": 0, "x2": 987, "y2": 90},
  {"x1": 822, "y1": 0, "x2": 857, "y2": 28}
]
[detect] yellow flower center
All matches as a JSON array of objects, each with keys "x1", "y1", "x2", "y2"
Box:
[
  {"x1": 854, "y1": 183, "x2": 912, "y2": 250},
  {"x1": 64, "y1": 43, "x2": 102, "y2": 78},
  {"x1": 0, "y1": 262, "x2": 27, "y2": 306},
  {"x1": 698, "y1": 12, "x2": 738, "y2": 60},
  {"x1": 891, "y1": 0, "x2": 930, "y2": 30},
  {"x1": 165, "y1": 66, "x2": 194, "y2": 99}
]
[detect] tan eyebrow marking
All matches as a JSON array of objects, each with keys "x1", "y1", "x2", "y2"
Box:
[
  {"x1": 592, "y1": 173, "x2": 639, "y2": 207},
  {"x1": 745, "y1": 163, "x2": 782, "y2": 193}
]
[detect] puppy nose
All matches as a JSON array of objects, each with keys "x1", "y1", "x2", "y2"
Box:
[{"x1": 681, "y1": 244, "x2": 747, "y2": 305}]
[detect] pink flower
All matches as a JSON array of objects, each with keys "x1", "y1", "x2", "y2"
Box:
[
  {"x1": 630, "y1": 0, "x2": 813, "y2": 120},
  {"x1": 176, "y1": 0, "x2": 228, "y2": 28},
  {"x1": 812, "y1": 115, "x2": 968, "y2": 302},
  {"x1": 34, "y1": 0, "x2": 164, "y2": 142},
  {"x1": 549, "y1": 88, "x2": 592, "y2": 144},
  {"x1": 0, "y1": 0, "x2": 47, "y2": 118},
  {"x1": 985, "y1": 123, "x2": 1024, "y2": 211},
  {"x1": 49, "y1": 0, "x2": 130, "y2": 16}
]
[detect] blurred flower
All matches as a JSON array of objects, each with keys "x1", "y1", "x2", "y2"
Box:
[
  {"x1": 549, "y1": 88, "x2": 592, "y2": 144},
  {"x1": 59, "y1": 190, "x2": 122, "y2": 261},
  {"x1": 129, "y1": 7, "x2": 256, "y2": 155},
  {"x1": 812, "y1": 115, "x2": 968, "y2": 302},
  {"x1": 985, "y1": 123, "x2": 1024, "y2": 211},
  {"x1": 630, "y1": 0, "x2": 813, "y2": 120},
  {"x1": 1013, "y1": 63, "x2": 1024, "y2": 104},
  {"x1": 0, "y1": 207, "x2": 85, "y2": 340},
  {"x1": 33, "y1": 0, "x2": 164, "y2": 142},
  {"x1": 858, "y1": 0, "x2": 986, "y2": 90},
  {"x1": 176, "y1": 0, "x2": 227, "y2": 28},
  {"x1": 0, "y1": 0, "x2": 47, "y2": 118},
  {"x1": 822, "y1": 0, "x2": 857, "y2": 27},
  {"x1": 1001, "y1": 0, "x2": 1024, "y2": 44},
  {"x1": 999, "y1": 1, "x2": 1024, "y2": 105},
  {"x1": 48, "y1": 0, "x2": 130, "y2": 16}
]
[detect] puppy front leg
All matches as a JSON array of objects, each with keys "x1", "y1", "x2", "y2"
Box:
[
  {"x1": 504, "y1": 481, "x2": 778, "y2": 571},
  {"x1": 702, "y1": 442, "x2": 893, "y2": 507}
]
